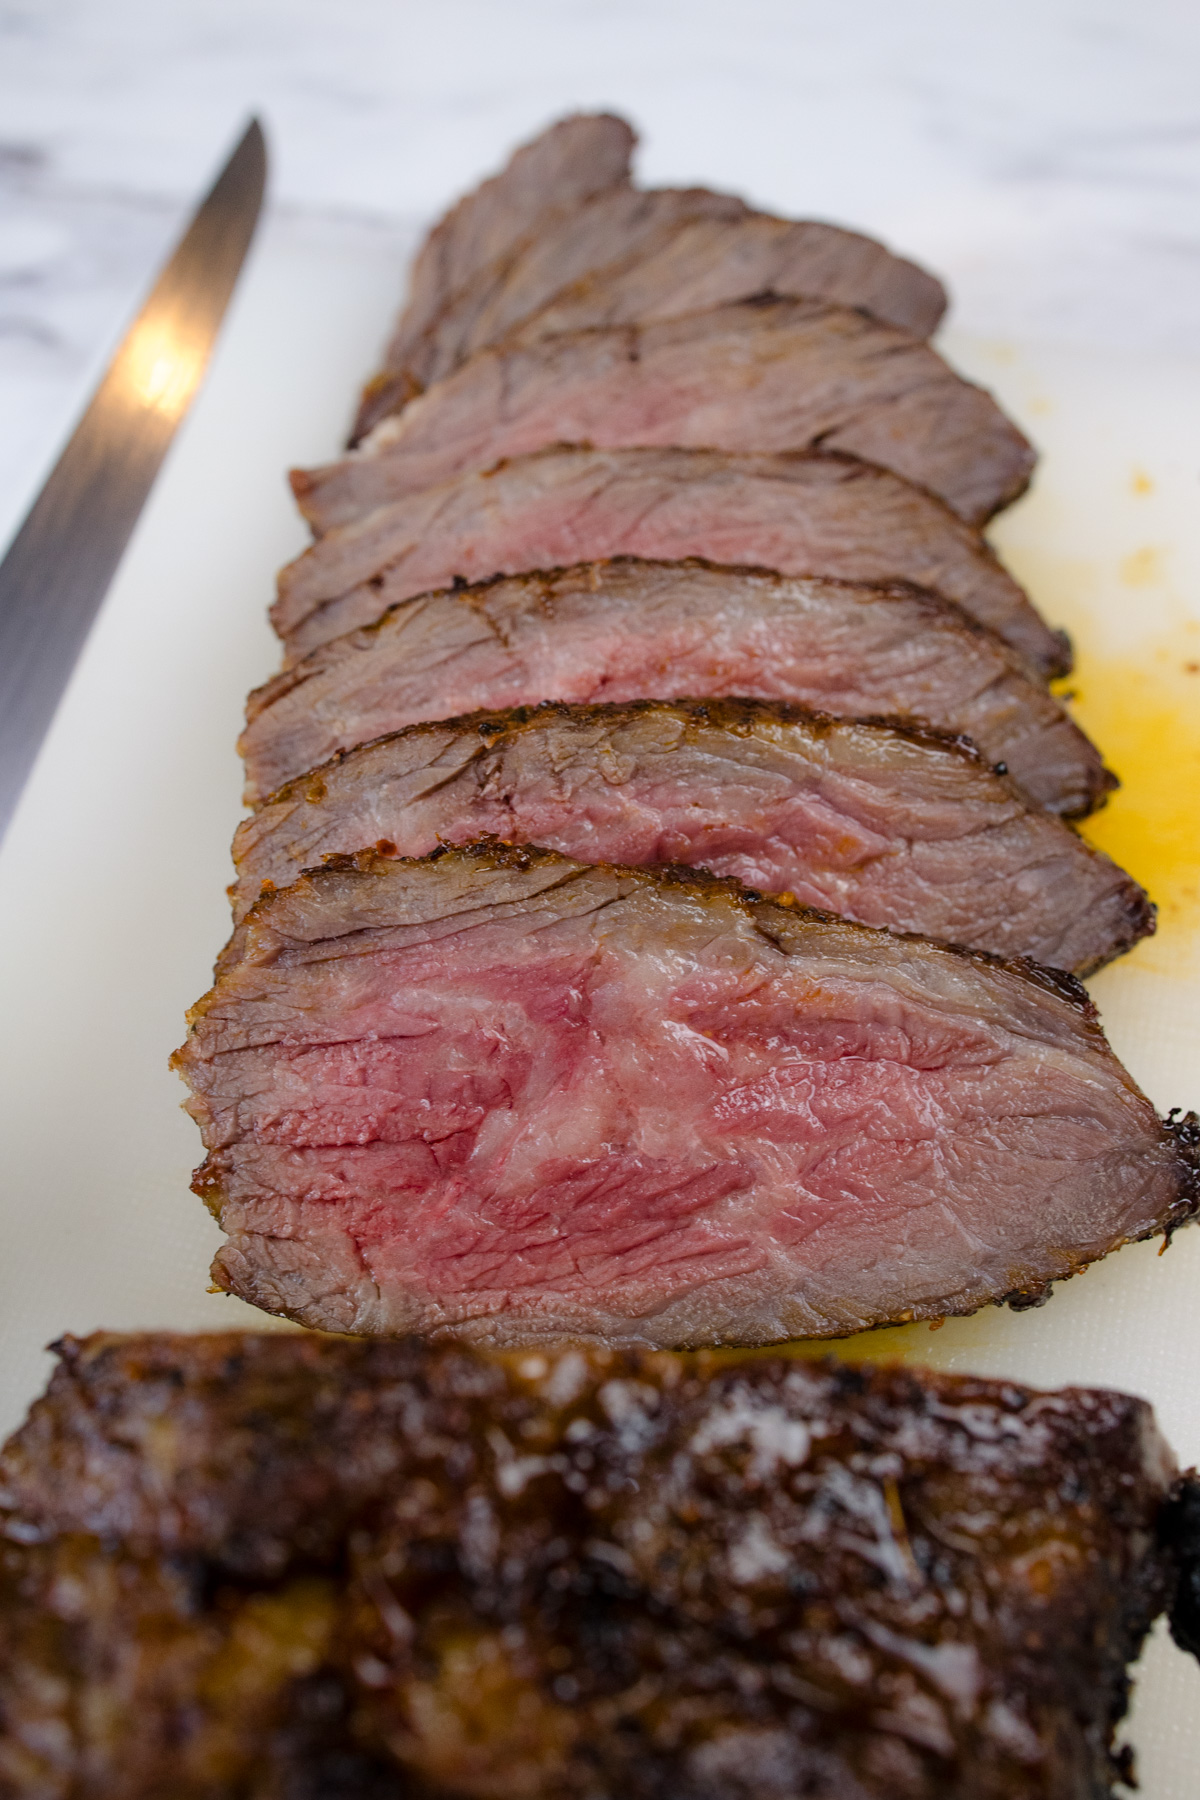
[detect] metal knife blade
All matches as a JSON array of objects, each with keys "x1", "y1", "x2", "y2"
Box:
[{"x1": 0, "y1": 117, "x2": 267, "y2": 843}]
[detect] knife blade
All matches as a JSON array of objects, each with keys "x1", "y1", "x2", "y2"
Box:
[{"x1": 0, "y1": 117, "x2": 267, "y2": 844}]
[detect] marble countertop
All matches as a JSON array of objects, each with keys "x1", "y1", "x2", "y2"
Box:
[{"x1": 2, "y1": 0, "x2": 1200, "y2": 541}]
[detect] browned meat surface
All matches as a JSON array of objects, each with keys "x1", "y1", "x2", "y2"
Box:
[
  {"x1": 232, "y1": 699, "x2": 1149, "y2": 975},
  {"x1": 1169, "y1": 1480, "x2": 1200, "y2": 1659},
  {"x1": 245, "y1": 561, "x2": 1109, "y2": 816},
  {"x1": 174, "y1": 843, "x2": 1197, "y2": 1345},
  {"x1": 273, "y1": 446, "x2": 1069, "y2": 676},
  {"x1": 355, "y1": 113, "x2": 636, "y2": 435},
  {"x1": 299, "y1": 300, "x2": 1032, "y2": 534},
  {"x1": 0, "y1": 1331, "x2": 1191, "y2": 1800}
]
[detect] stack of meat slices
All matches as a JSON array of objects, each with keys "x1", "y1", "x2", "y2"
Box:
[{"x1": 176, "y1": 112, "x2": 1200, "y2": 1347}]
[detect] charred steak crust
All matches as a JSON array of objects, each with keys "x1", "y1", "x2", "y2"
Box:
[
  {"x1": 1164, "y1": 1107, "x2": 1200, "y2": 1230},
  {"x1": 230, "y1": 837, "x2": 1117, "y2": 1005},
  {"x1": 174, "y1": 842, "x2": 1192, "y2": 1347},
  {"x1": 271, "y1": 447, "x2": 1070, "y2": 678},
  {"x1": 264, "y1": 693, "x2": 992, "y2": 773},
  {"x1": 1162, "y1": 1474, "x2": 1200, "y2": 1658},
  {"x1": 304, "y1": 298, "x2": 1034, "y2": 533},
  {"x1": 229, "y1": 697, "x2": 1151, "y2": 976},
  {"x1": 0, "y1": 1331, "x2": 1188, "y2": 1800},
  {"x1": 245, "y1": 558, "x2": 1106, "y2": 816}
]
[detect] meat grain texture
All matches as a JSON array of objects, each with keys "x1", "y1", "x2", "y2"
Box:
[
  {"x1": 1, "y1": 1332, "x2": 1195, "y2": 1800},
  {"x1": 273, "y1": 447, "x2": 1068, "y2": 676},
  {"x1": 354, "y1": 112, "x2": 637, "y2": 437},
  {"x1": 232, "y1": 699, "x2": 1150, "y2": 974},
  {"x1": 500, "y1": 204, "x2": 946, "y2": 356},
  {"x1": 305, "y1": 299, "x2": 1030, "y2": 532},
  {"x1": 246, "y1": 560, "x2": 1108, "y2": 815},
  {"x1": 174, "y1": 843, "x2": 1197, "y2": 1345},
  {"x1": 361, "y1": 182, "x2": 752, "y2": 437},
  {"x1": 353, "y1": 113, "x2": 945, "y2": 440}
]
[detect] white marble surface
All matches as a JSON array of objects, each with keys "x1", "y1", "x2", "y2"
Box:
[{"x1": 3, "y1": 0, "x2": 1200, "y2": 540}]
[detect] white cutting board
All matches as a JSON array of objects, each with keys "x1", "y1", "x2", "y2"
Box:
[{"x1": 0, "y1": 219, "x2": 1197, "y2": 1794}]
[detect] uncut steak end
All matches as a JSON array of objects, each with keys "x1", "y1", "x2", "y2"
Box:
[
  {"x1": 174, "y1": 844, "x2": 1198, "y2": 1347},
  {"x1": 232, "y1": 699, "x2": 1150, "y2": 975},
  {"x1": 273, "y1": 446, "x2": 1068, "y2": 676},
  {"x1": 244, "y1": 560, "x2": 1110, "y2": 817},
  {"x1": 2, "y1": 1333, "x2": 1192, "y2": 1800}
]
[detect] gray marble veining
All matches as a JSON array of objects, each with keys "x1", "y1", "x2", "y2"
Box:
[{"x1": 2, "y1": 0, "x2": 1199, "y2": 541}]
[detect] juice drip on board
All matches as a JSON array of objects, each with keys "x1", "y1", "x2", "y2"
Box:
[
  {"x1": 785, "y1": 629, "x2": 1200, "y2": 1370},
  {"x1": 1065, "y1": 630, "x2": 1200, "y2": 954}
]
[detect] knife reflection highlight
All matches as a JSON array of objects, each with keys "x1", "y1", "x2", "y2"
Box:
[
  {"x1": 125, "y1": 322, "x2": 207, "y2": 420},
  {"x1": 0, "y1": 117, "x2": 267, "y2": 845}
]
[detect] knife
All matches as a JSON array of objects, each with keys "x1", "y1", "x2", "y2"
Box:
[{"x1": 0, "y1": 117, "x2": 267, "y2": 844}]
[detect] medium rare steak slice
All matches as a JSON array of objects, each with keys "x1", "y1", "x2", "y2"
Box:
[
  {"x1": 274, "y1": 446, "x2": 1068, "y2": 676},
  {"x1": 357, "y1": 190, "x2": 947, "y2": 435},
  {"x1": 299, "y1": 299, "x2": 1033, "y2": 534},
  {"x1": 174, "y1": 844, "x2": 1198, "y2": 1346},
  {"x1": 232, "y1": 700, "x2": 1149, "y2": 975},
  {"x1": 245, "y1": 560, "x2": 1110, "y2": 817},
  {"x1": 358, "y1": 113, "x2": 636, "y2": 433},
  {"x1": 2, "y1": 1332, "x2": 1192, "y2": 1800}
]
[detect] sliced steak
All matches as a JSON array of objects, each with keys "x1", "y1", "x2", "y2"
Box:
[
  {"x1": 300, "y1": 299, "x2": 1032, "y2": 534},
  {"x1": 274, "y1": 446, "x2": 1068, "y2": 676},
  {"x1": 357, "y1": 113, "x2": 636, "y2": 434},
  {"x1": 233, "y1": 700, "x2": 1149, "y2": 975},
  {"x1": 362, "y1": 183, "x2": 754, "y2": 437},
  {"x1": 174, "y1": 843, "x2": 1198, "y2": 1346},
  {"x1": 369, "y1": 190, "x2": 947, "y2": 430},
  {"x1": 246, "y1": 560, "x2": 1109, "y2": 817},
  {"x1": 2, "y1": 1332, "x2": 1189, "y2": 1800},
  {"x1": 506, "y1": 206, "x2": 948, "y2": 352}
]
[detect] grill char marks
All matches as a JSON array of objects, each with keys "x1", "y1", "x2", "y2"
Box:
[
  {"x1": 0, "y1": 1333, "x2": 1184, "y2": 1799},
  {"x1": 173, "y1": 843, "x2": 1196, "y2": 1347},
  {"x1": 244, "y1": 560, "x2": 1110, "y2": 817},
  {"x1": 232, "y1": 698, "x2": 1150, "y2": 974},
  {"x1": 298, "y1": 299, "x2": 1033, "y2": 534},
  {"x1": 274, "y1": 446, "x2": 1069, "y2": 676},
  {"x1": 353, "y1": 112, "x2": 637, "y2": 441}
]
